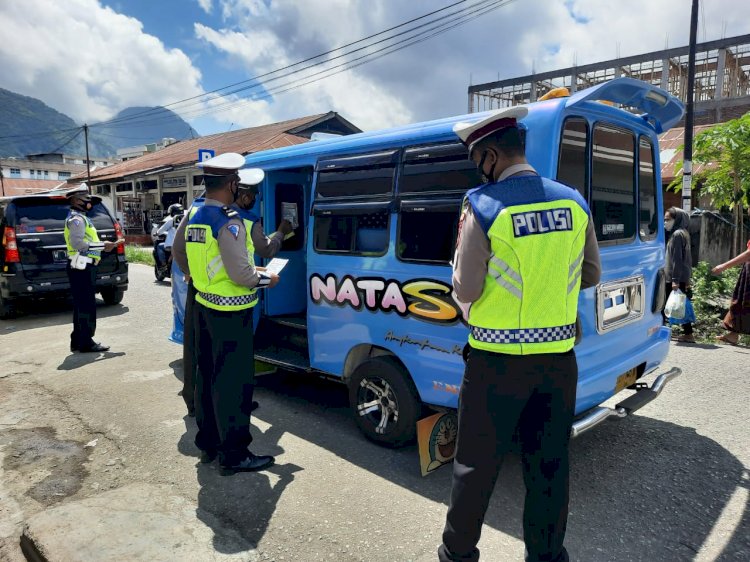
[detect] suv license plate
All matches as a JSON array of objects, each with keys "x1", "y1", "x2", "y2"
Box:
[
  {"x1": 615, "y1": 368, "x2": 638, "y2": 393},
  {"x1": 53, "y1": 250, "x2": 67, "y2": 261}
]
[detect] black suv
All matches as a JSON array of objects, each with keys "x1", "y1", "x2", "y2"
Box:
[{"x1": 0, "y1": 193, "x2": 128, "y2": 319}]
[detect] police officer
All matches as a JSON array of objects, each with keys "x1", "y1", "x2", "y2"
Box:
[
  {"x1": 64, "y1": 188, "x2": 117, "y2": 353},
  {"x1": 178, "y1": 153, "x2": 278, "y2": 474},
  {"x1": 438, "y1": 108, "x2": 601, "y2": 562},
  {"x1": 234, "y1": 167, "x2": 294, "y2": 257}
]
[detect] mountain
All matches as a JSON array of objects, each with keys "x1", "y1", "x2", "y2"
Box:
[
  {"x1": 0, "y1": 88, "x2": 199, "y2": 158},
  {"x1": 94, "y1": 106, "x2": 199, "y2": 151},
  {"x1": 0, "y1": 88, "x2": 116, "y2": 157}
]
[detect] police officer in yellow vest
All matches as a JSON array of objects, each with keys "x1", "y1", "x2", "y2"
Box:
[
  {"x1": 438, "y1": 108, "x2": 601, "y2": 562},
  {"x1": 181, "y1": 153, "x2": 279, "y2": 474},
  {"x1": 64, "y1": 189, "x2": 117, "y2": 353},
  {"x1": 172, "y1": 167, "x2": 293, "y2": 418}
]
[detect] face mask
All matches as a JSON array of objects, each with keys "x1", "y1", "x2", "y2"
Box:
[
  {"x1": 476, "y1": 150, "x2": 496, "y2": 184},
  {"x1": 664, "y1": 219, "x2": 675, "y2": 231}
]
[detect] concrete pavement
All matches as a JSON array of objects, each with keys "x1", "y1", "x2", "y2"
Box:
[{"x1": 0, "y1": 264, "x2": 748, "y2": 561}]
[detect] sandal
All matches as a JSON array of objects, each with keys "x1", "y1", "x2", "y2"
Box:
[
  {"x1": 676, "y1": 334, "x2": 695, "y2": 343},
  {"x1": 716, "y1": 333, "x2": 739, "y2": 345}
]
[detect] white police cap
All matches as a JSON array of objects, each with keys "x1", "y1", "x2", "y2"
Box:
[
  {"x1": 196, "y1": 152, "x2": 246, "y2": 176},
  {"x1": 453, "y1": 106, "x2": 528, "y2": 151},
  {"x1": 238, "y1": 168, "x2": 264, "y2": 188}
]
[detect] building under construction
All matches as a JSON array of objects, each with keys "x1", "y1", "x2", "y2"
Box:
[{"x1": 468, "y1": 34, "x2": 750, "y2": 125}]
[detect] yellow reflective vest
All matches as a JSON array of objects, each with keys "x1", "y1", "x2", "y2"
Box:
[
  {"x1": 185, "y1": 205, "x2": 258, "y2": 312},
  {"x1": 465, "y1": 175, "x2": 590, "y2": 355}
]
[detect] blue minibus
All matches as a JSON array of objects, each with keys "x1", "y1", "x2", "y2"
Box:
[{"x1": 172, "y1": 77, "x2": 683, "y2": 447}]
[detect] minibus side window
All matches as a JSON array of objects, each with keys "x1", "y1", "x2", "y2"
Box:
[
  {"x1": 591, "y1": 123, "x2": 636, "y2": 243},
  {"x1": 557, "y1": 117, "x2": 589, "y2": 200},
  {"x1": 313, "y1": 205, "x2": 390, "y2": 255},
  {"x1": 396, "y1": 143, "x2": 478, "y2": 264},
  {"x1": 638, "y1": 137, "x2": 658, "y2": 241}
]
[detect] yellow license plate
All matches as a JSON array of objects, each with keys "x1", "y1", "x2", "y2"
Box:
[{"x1": 615, "y1": 368, "x2": 638, "y2": 393}]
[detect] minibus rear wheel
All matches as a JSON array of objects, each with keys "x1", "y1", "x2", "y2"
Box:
[{"x1": 349, "y1": 357, "x2": 420, "y2": 447}]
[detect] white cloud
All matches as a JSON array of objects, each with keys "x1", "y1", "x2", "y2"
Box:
[
  {"x1": 0, "y1": 0, "x2": 204, "y2": 124},
  {"x1": 197, "y1": 0, "x2": 213, "y2": 14}
]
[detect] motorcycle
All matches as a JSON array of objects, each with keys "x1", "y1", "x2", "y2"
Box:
[{"x1": 153, "y1": 232, "x2": 171, "y2": 281}]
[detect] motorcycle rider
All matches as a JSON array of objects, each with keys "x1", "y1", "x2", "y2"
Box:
[{"x1": 155, "y1": 203, "x2": 183, "y2": 272}]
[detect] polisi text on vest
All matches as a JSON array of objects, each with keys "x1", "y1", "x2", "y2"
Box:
[{"x1": 511, "y1": 208, "x2": 573, "y2": 237}]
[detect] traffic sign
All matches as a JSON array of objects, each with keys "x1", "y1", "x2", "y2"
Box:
[{"x1": 198, "y1": 149, "x2": 215, "y2": 162}]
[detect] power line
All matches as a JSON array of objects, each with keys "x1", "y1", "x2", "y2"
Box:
[
  {"x1": 97, "y1": 0, "x2": 513, "y2": 129},
  {"x1": 91, "y1": 0, "x2": 478, "y2": 128}
]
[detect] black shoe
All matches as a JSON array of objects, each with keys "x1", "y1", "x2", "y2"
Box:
[
  {"x1": 70, "y1": 343, "x2": 78, "y2": 352},
  {"x1": 199, "y1": 450, "x2": 217, "y2": 464},
  {"x1": 187, "y1": 408, "x2": 196, "y2": 418},
  {"x1": 250, "y1": 400, "x2": 259, "y2": 412},
  {"x1": 219, "y1": 453, "x2": 275, "y2": 475},
  {"x1": 79, "y1": 343, "x2": 110, "y2": 353}
]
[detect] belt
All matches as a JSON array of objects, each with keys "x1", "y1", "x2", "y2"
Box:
[
  {"x1": 471, "y1": 323, "x2": 576, "y2": 344},
  {"x1": 198, "y1": 291, "x2": 258, "y2": 307}
]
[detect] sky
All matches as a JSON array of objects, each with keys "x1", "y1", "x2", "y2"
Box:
[{"x1": 0, "y1": 0, "x2": 749, "y2": 142}]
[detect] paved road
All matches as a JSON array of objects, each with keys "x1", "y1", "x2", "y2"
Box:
[{"x1": 0, "y1": 264, "x2": 748, "y2": 561}]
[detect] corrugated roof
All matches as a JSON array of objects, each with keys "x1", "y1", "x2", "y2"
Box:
[
  {"x1": 659, "y1": 124, "x2": 714, "y2": 183},
  {"x1": 1, "y1": 179, "x2": 63, "y2": 196},
  {"x1": 81, "y1": 113, "x2": 333, "y2": 184}
]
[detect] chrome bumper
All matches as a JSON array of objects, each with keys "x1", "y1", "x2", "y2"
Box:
[{"x1": 570, "y1": 367, "x2": 682, "y2": 439}]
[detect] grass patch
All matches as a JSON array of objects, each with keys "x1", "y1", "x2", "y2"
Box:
[{"x1": 125, "y1": 245, "x2": 155, "y2": 266}]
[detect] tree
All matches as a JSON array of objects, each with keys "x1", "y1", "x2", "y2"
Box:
[{"x1": 672, "y1": 112, "x2": 750, "y2": 255}]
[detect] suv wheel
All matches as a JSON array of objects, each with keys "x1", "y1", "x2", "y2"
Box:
[
  {"x1": 0, "y1": 294, "x2": 17, "y2": 320},
  {"x1": 348, "y1": 356, "x2": 420, "y2": 447},
  {"x1": 100, "y1": 287, "x2": 124, "y2": 305}
]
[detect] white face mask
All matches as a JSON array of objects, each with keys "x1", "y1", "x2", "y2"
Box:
[{"x1": 664, "y1": 219, "x2": 675, "y2": 231}]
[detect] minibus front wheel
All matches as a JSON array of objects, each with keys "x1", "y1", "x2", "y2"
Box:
[{"x1": 348, "y1": 356, "x2": 420, "y2": 447}]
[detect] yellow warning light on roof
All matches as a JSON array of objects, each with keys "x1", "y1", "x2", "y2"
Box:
[{"x1": 538, "y1": 87, "x2": 570, "y2": 101}]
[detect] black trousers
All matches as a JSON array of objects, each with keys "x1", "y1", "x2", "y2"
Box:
[
  {"x1": 182, "y1": 280, "x2": 197, "y2": 413},
  {"x1": 193, "y1": 301, "x2": 256, "y2": 465},
  {"x1": 439, "y1": 347, "x2": 577, "y2": 562},
  {"x1": 67, "y1": 264, "x2": 97, "y2": 349},
  {"x1": 664, "y1": 282, "x2": 693, "y2": 335}
]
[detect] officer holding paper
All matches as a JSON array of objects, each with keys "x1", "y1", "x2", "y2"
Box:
[
  {"x1": 64, "y1": 188, "x2": 120, "y2": 353},
  {"x1": 179, "y1": 152, "x2": 280, "y2": 475},
  {"x1": 439, "y1": 107, "x2": 601, "y2": 562}
]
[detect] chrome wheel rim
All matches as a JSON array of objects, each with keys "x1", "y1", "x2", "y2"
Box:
[{"x1": 357, "y1": 376, "x2": 399, "y2": 435}]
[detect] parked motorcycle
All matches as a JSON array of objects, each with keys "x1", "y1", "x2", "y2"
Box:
[{"x1": 153, "y1": 232, "x2": 171, "y2": 281}]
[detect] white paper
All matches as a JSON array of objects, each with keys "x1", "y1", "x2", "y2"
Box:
[{"x1": 265, "y1": 258, "x2": 289, "y2": 275}]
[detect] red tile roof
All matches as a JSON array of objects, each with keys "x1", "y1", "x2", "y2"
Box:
[
  {"x1": 1, "y1": 179, "x2": 63, "y2": 197},
  {"x1": 79, "y1": 113, "x2": 339, "y2": 184},
  {"x1": 659, "y1": 124, "x2": 714, "y2": 183}
]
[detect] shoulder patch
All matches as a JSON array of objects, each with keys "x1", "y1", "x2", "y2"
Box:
[
  {"x1": 69, "y1": 217, "x2": 83, "y2": 227},
  {"x1": 226, "y1": 223, "x2": 241, "y2": 240}
]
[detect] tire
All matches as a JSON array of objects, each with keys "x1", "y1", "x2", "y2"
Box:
[
  {"x1": 0, "y1": 294, "x2": 17, "y2": 320},
  {"x1": 100, "y1": 287, "x2": 124, "y2": 305},
  {"x1": 154, "y1": 264, "x2": 167, "y2": 282},
  {"x1": 348, "y1": 356, "x2": 421, "y2": 447}
]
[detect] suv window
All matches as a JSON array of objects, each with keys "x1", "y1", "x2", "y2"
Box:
[
  {"x1": 557, "y1": 117, "x2": 588, "y2": 199},
  {"x1": 591, "y1": 123, "x2": 636, "y2": 243},
  {"x1": 397, "y1": 199, "x2": 461, "y2": 264},
  {"x1": 14, "y1": 200, "x2": 114, "y2": 233},
  {"x1": 638, "y1": 137, "x2": 658, "y2": 241},
  {"x1": 400, "y1": 143, "x2": 480, "y2": 195},
  {"x1": 316, "y1": 150, "x2": 397, "y2": 199}
]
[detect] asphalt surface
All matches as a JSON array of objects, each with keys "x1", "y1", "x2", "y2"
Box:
[{"x1": 0, "y1": 263, "x2": 748, "y2": 561}]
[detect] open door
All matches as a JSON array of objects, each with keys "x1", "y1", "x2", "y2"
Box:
[{"x1": 261, "y1": 168, "x2": 313, "y2": 319}]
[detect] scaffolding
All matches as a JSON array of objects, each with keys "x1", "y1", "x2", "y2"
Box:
[{"x1": 468, "y1": 34, "x2": 750, "y2": 125}]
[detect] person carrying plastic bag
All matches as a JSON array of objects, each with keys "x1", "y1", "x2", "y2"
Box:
[{"x1": 663, "y1": 207, "x2": 695, "y2": 342}]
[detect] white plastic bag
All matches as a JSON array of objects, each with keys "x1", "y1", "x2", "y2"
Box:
[{"x1": 664, "y1": 289, "x2": 686, "y2": 320}]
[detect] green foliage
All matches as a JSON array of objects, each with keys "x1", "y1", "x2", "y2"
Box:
[
  {"x1": 125, "y1": 245, "x2": 155, "y2": 266},
  {"x1": 678, "y1": 261, "x2": 747, "y2": 345}
]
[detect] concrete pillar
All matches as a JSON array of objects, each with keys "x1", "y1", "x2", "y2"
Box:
[
  {"x1": 660, "y1": 59, "x2": 669, "y2": 91},
  {"x1": 715, "y1": 48, "x2": 726, "y2": 99},
  {"x1": 187, "y1": 174, "x2": 194, "y2": 206},
  {"x1": 529, "y1": 81, "x2": 537, "y2": 102},
  {"x1": 570, "y1": 73, "x2": 577, "y2": 93},
  {"x1": 156, "y1": 176, "x2": 163, "y2": 209}
]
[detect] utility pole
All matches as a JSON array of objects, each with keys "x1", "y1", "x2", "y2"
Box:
[
  {"x1": 682, "y1": 0, "x2": 699, "y2": 213},
  {"x1": 83, "y1": 124, "x2": 92, "y2": 194},
  {"x1": 0, "y1": 162, "x2": 5, "y2": 197}
]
